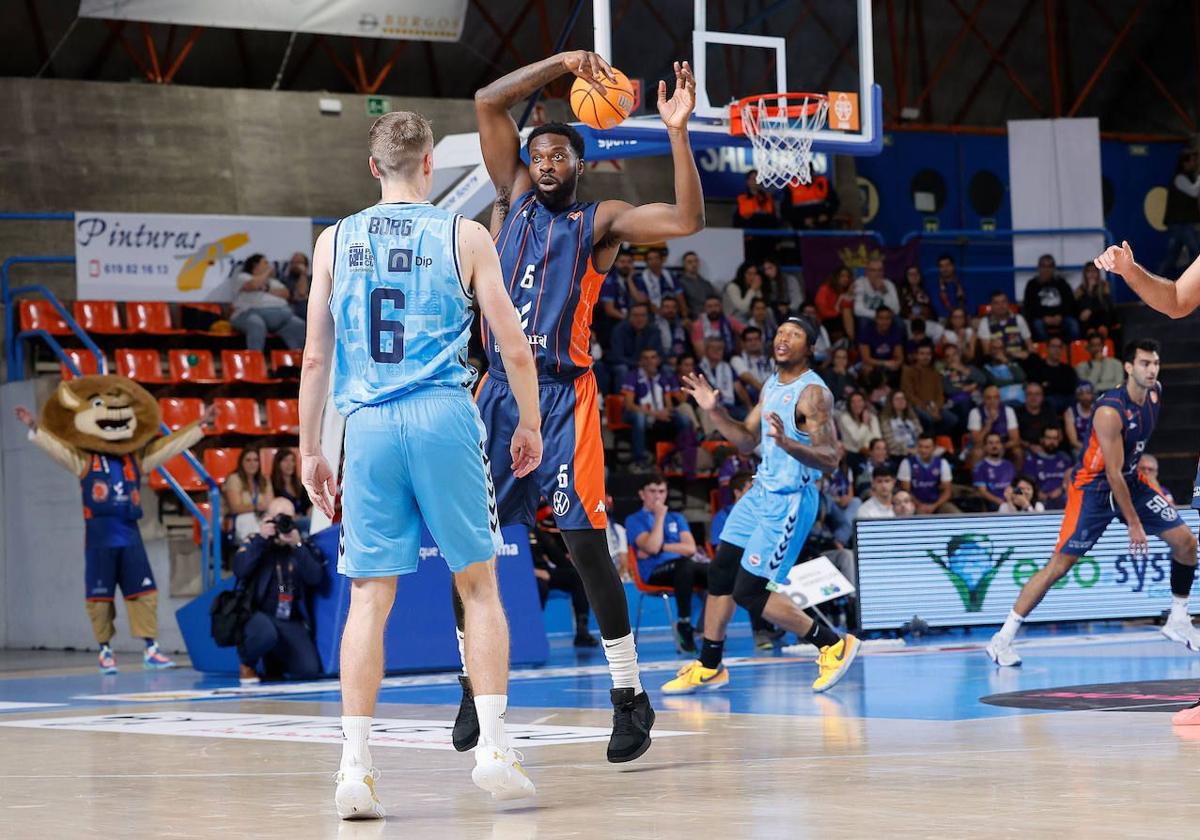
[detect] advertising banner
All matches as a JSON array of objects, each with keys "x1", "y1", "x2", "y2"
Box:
[
  {"x1": 856, "y1": 510, "x2": 1200, "y2": 631},
  {"x1": 73, "y1": 211, "x2": 312, "y2": 302}
]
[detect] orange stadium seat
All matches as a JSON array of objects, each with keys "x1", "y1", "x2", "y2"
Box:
[
  {"x1": 202, "y1": 448, "x2": 242, "y2": 485},
  {"x1": 60, "y1": 348, "x2": 100, "y2": 380},
  {"x1": 149, "y1": 453, "x2": 206, "y2": 492},
  {"x1": 116, "y1": 348, "x2": 168, "y2": 384},
  {"x1": 605, "y1": 394, "x2": 630, "y2": 431},
  {"x1": 221, "y1": 350, "x2": 281, "y2": 384},
  {"x1": 19, "y1": 299, "x2": 71, "y2": 335},
  {"x1": 74, "y1": 300, "x2": 129, "y2": 334},
  {"x1": 211, "y1": 398, "x2": 266, "y2": 436},
  {"x1": 265, "y1": 399, "x2": 299, "y2": 435},
  {"x1": 168, "y1": 349, "x2": 223, "y2": 384},
  {"x1": 158, "y1": 397, "x2": 204, "y2": 431},
  {"x1": 270, "y1": 349, "x2": 302, "y2": 373},
  {"x1": 126, "y1": 301, "x2": 185, "y2": 335}
]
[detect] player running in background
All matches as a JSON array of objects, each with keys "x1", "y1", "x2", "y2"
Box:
[
  {"x1": 299, "y1": 111, "x2": 542, "y2": 818},
  {"x1": 452, "y1": 51, "x2": 705, "y2": 764},
  {"x1": 662, "y1": 317, "x2": 862, "y2": 695},
  {"x1": 986, "y1": 339, "x2": 1199, "y2": 667}
]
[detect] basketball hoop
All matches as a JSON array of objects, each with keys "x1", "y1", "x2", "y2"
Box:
[{"x1": 730, "y1": 92, "x2": 829, "y2": 189}]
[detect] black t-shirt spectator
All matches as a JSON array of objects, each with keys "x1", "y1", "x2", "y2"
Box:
[
  {"x1": 1016, "y1": 403, "x2": 1063, "y2": 447},
  {"x1": 1023, "y1": 275, "x2": 1078, "y2": 321},
  {"x1": 1035, "y1": 358, "x2": 1079, "y2": 402}
]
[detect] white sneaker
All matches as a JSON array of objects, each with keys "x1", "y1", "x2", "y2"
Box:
[
  {"x1": 472, "y1": 740, "x2": 536, "y2": 801},
  {"x1": 334, "y1": 766, "x2": 385, "y2": 820},
  {"x1": 985, "y1": 634, "x2": 1022, "y2": 667},
  {"x1": 1162, "y1": 613, "x2": 1200, "y2": 652}
]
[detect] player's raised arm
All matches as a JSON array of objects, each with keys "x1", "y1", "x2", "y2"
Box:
[
  {"x1": 1095, "y1": 240, "x2": 1200, "y2": 319},
  {"x1": 461, "y1": 218, "x2": 542, "y2": 477},
  {"x1": 766, "y1": 385, "x2": 839, "y2": 472},
  {"x1": 1091, "y1": 405, "x2": 1147, "y2": 556},
  {"x1": 680, "y1": 372, "x2": 760, "y2": 453},
  {"x1": 599, "y1": 61, "x2": 705, "y2": 245},
  {"x1": 476, "y1": 51, "x2": 615, "y2": 233},
  {"x1": 298, "y1": 225, "x2": 339, "y2": 519}
]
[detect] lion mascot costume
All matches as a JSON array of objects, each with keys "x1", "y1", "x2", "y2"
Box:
[{"x1": 14, "y1": 375, "x2": 212, "y2": 674}]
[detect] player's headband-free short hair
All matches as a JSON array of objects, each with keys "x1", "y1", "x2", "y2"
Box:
[
  {"x1": 368, "y1": 111, "x2": 434, "y2": 177},
  {"x1": 526, "y1": 122, "x2": 586, "y2": 160},
  {"x1": 1123, "y1": 337, "x2": 1161, "y2": 363},
  {"x1": 638, "y1": 472, "x2": 668, "y2": 491}
]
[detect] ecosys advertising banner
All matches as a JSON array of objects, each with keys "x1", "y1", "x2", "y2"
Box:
[
  {"x1": 856, "y1": 509, "x2": 1200, "y2": 631},
  {"x1": 74, "y1": 212, "x2": 312, "y2": 302}
]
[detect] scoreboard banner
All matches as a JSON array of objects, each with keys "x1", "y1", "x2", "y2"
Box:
[
  {"x1": 74, "y1": 211, "x2": 311, "y2": 302},
  {"x1": 856, "y1": 509, "x2": 1200, "y2": 631}
]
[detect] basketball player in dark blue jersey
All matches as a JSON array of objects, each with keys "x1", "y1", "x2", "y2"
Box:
[
  {"x1": 451, "y1": 52, "x2": 704, "y2": 763},
  {"x1": 986, "y1": 339, "x2": 1199, "y2": 668}
]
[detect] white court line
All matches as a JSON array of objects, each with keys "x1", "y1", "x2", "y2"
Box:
[{"x1": 0, "y1": 702, "x2": 64, "y2": 712}]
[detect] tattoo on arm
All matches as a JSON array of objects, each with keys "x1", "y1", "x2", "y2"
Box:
[{"x1": 786, "y1": 386, "x2": 839, "y2": 472}]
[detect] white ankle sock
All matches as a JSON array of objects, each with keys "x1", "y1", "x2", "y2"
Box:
[
  {"x1": 456, "y1": 628, "x2": 468, "y2": 677},
  {"x1": 474, "y1": 694, "x2": 508, "y2": 749},
  {"x1": 601, "y1": 633, "x2": 643, "y2": 694},
  {"x1": 341, "y1": 715, "x2": 373, "y2": 770},
  {"x1": 997, "y1": 610, "x2": 1024, "y2": 643},
  {"x1": 1172, "y1": 596, "x2": 1191, "y2": 618}
]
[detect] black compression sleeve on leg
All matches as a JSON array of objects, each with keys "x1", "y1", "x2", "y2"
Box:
[
  {"x1": 1172, "y1": 559, "x2": 1197, "y2": 598},
  {"x1": 561, "y1": 528, "x2": 631, "y2": 638},
  {"x1": 708, "y1": 541, "x2": 743, "y2": 596}
]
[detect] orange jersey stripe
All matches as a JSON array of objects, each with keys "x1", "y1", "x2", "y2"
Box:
[
  {"x1": 572, "y1": 373, "x2": 608, "y2": 529},
  {"x1": 1054, "y1": 483, "x2": 1085, "y2": 554},
  {"x1": 566, "y1": 257, "x2": 606, "y2": 370}
]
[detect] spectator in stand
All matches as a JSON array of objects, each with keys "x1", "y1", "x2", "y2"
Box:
[
  {"x1": 1023, "y1": 254, "x2": 1081, "y2": 341},
  {"x1": 733, "y1": 169, "x2": 781, "y2": 261},
  {"x1": 892, "y1": 490, "x2": 917, "y2": 517},
  {"x1": 635, "y1": 247, "x2": 684, "y2": 315},
  {"x1": 1139, "y1": 454, "x2": 1176, "y2": 505},
  {"x1": 625, "y1": 473, "x2": 704, "y2": 652},
  {"x1": 699, "y1": 336, "x2": 749, "y2": 419},
  {"x1": 604, "y1": 494, "x2": 629, "y2": 578},
  {"x1": 1075, "y1": 333, "x2": 1123, "y2": 393},
  {"x1": 224, "y1": 448, "x2": 274, "y2": 542},
  {"x1": 530, "y1": 510, "x2": 598, "y2": 648},
  {"x1": 231, "y1": 254, "x2": 307, "y2": 352},
  {"x1": 745, "y1": 298, "x2": 778, "y2": 345},
  {"x1": 855, "y1": 438, "x2": 894, "y2": 498},
  {"x1": 815, "y1": 265, "x2": 857, "y2": 342},
  {"x1": 976, "y1": 291, "x2": 1032, "y2": 360},
  {"x1": 730, "y1": 326, "x2": 773, "y2": 403},
  {"x1": 591, "y1": 328, "x2": 613, "y2": 395},
  {"x1": 904, "y1": 318, "x2": 944, "y2": 357},
  {"x1": 821, "y1": 346, "x2": 856, "y2": 406},
  {"x1": 939, "y1": 306, "x2": 978, "y2": 363},
  {"x1": 939, "y1": 343, "x2": 986, "y2": 418},
  {"x1": 622, "y1": 348, "x2": 696, "y2": 473},
  {"x1": 824, "y1": 448, "x2": 863, "y2": 546},
  {"x1": 981, "y1": 336, "x2": 1027, "y2": 405},
  {"x1": 782, "y1": 169, "x2": 839, "y2": 230},
  {"x1": 936, "y1": 254, "x2": 967, "y2": 316},
  {"x1": 723, "y1": 261, "x2": 764, "y2": 322},
  {"x1": 1032, "y1": 336, "x2": 1079, "y2": 415},
  {"x1": 897, "y1": 433, "x2": 958, "y2": 514},
  {"x1": 838, "y1": 390, "x2": 882, "y2": 470},
  {"x1": 655, "y1": 296, "x2": 690, "y2": 363},
  {"x1": 798, "y1": 303, "x2": 832, "y2": 365},
  {"x1": 712, "y1": 470, "x2": 752, "y2": 545},
  {"x1": 691, "y1": 294, "x2": 743, "y2": 358},
  {"x1": 761, "y1": 258, "x2": 804, "y2": 313},
  {"x1": 1015, "y1": 382, "x2": 1062, "y2": 464},
  {"x1": 671, "y1": 353, "x2": 709, "y2": 437},
  {"x1": 858, "y1": 306, "x2": 905, "y2": 382},
  {"x1": 279, "y1": 251, "x2": 311, "y2": 320},
  {"x1": 1076, "y1": 262, "x2": 1120, "y2": 342},
  {"x1": 677, "y1": 251, "x2": 717, "y2": 321},
  {"x1": 1024, "y1": 426, "x2": 1072, "y2": 510},
  {"x1": 853, "y1": 259, "x2": 901, "y2": 333},
  {"x1": 609, "y1": 302, "x2": 664, "y2": 387},
  {"x1": 898, "y1": 265, "x2": 934, "y2": 321},
  {"x1": 1064, "y1": 380, "x2": 1095, "y2": 453},
  {"x1": 998, "y1": 475, "x2": 1044, "y2": 514},
  {"x1": 880, "y1": 389, "x2": 922, "y2": 459},
  {"x1": 901, "y1": 339, "x2": 957, "y2": 436},
  {"x1": 973, "y1": 432, "x2": 1017, "y2": 510},
  {"x1": 967, "y1": 385, "x2": 1021, "y2": 467},
  {"x1": 716, "y1": 450, "x2": 758, "y2": 507},
  {"x1": 1159, "y1": 147, "x2": 1200, "y2": 275},
  {"x1": 270, "y1": 450, "x2": 312, "y2": 536},
  {"x1": 856, "y1": 463, "x2": 897, "y2": 519},
  {"x1": 595, "y1": 250, "x2": 635, "y2": 346}
]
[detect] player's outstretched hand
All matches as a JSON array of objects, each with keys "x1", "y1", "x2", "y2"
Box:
[
  {"x1": 563, "y1": 50, "x2": 617, "y2": 94},
  {"x1": 766, "y1": 412, "x2": 788, "y2": 444},
  {"x1": 301, "y1": 454, "x2": 338, "y2": 520},
  {"x1": 658, "y1": 60, "x2": 696, "y2": 130},
  {"x1": 511, "y1": 424, "x2": 543, "y2": 479},
  {"x1": 1128, "y1": 520, "x2": 1149, "y2": 559},
  {"x1": 680, "y1": 372, "x2": 718, "y2": 411},
  {"x1": 13, "y1": 405, "x2": 35, "y2": 430},
  {"x1": 1094, "y1": 240, "x2": 1135, "y2": 276}
]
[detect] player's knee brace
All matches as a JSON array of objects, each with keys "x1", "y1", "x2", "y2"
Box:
[
  {"x1": 707, "y1": 542, "x2": 742, "y2": 597},
  {"x1": 731, "y1": 570, "x2": 771, "y2": 621}
]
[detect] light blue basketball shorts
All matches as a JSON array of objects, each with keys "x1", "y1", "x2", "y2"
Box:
[
  {"x1": 338, "y1": 388, "x2": 503, "y2": 578},
  {"x1": 717, "y1": 482, "x2": 821, "y2": 584}
]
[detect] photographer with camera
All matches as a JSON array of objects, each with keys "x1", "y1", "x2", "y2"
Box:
[{"x1": 231, "y1": 496, "x2": 325, "y2": 684}]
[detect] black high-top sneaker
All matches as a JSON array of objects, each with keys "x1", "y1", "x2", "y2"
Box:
[
  {"x1": 607, "y1": 688, "x2": 655, "y2": 763},
  {"x1": 452, "y1": 675, "x2": 479, "y2": 752}
]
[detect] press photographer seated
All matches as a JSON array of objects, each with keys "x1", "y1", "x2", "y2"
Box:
[{"x1": 231, "y1": 497, "x2": 324, "y2": 684}]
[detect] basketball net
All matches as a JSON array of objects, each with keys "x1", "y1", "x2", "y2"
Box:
[{"x1": 737, "y1": 93, "x2": 829, "y2": 189}]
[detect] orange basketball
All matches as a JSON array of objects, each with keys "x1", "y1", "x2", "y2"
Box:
[{"x1": 570, "y1": 68, "x2": 634, "y2": 130}]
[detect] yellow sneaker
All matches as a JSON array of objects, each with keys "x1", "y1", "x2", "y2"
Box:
[
  {"x1": 661, "y1": 660, "x2": 729, "y2": 695},
  {"x1": 812, "y1": 634, "x2": 861, "y2": 693}
]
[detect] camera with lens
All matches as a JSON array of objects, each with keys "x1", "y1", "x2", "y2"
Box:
[{"x1": 269, "y1": 513, "x2": 296, "y2": 539}]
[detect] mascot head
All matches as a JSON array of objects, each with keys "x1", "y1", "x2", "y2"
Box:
[{"x1": 41, "y1": 375, "x2": 161, "y2": 455}]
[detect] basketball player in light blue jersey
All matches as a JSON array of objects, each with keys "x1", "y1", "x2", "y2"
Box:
[
  {"x1": 662, "y1": 317, "x2": 862, "y2": 695},
  {"x1": 298, "y1": 111, "x2": 543, "y2": 817}
]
